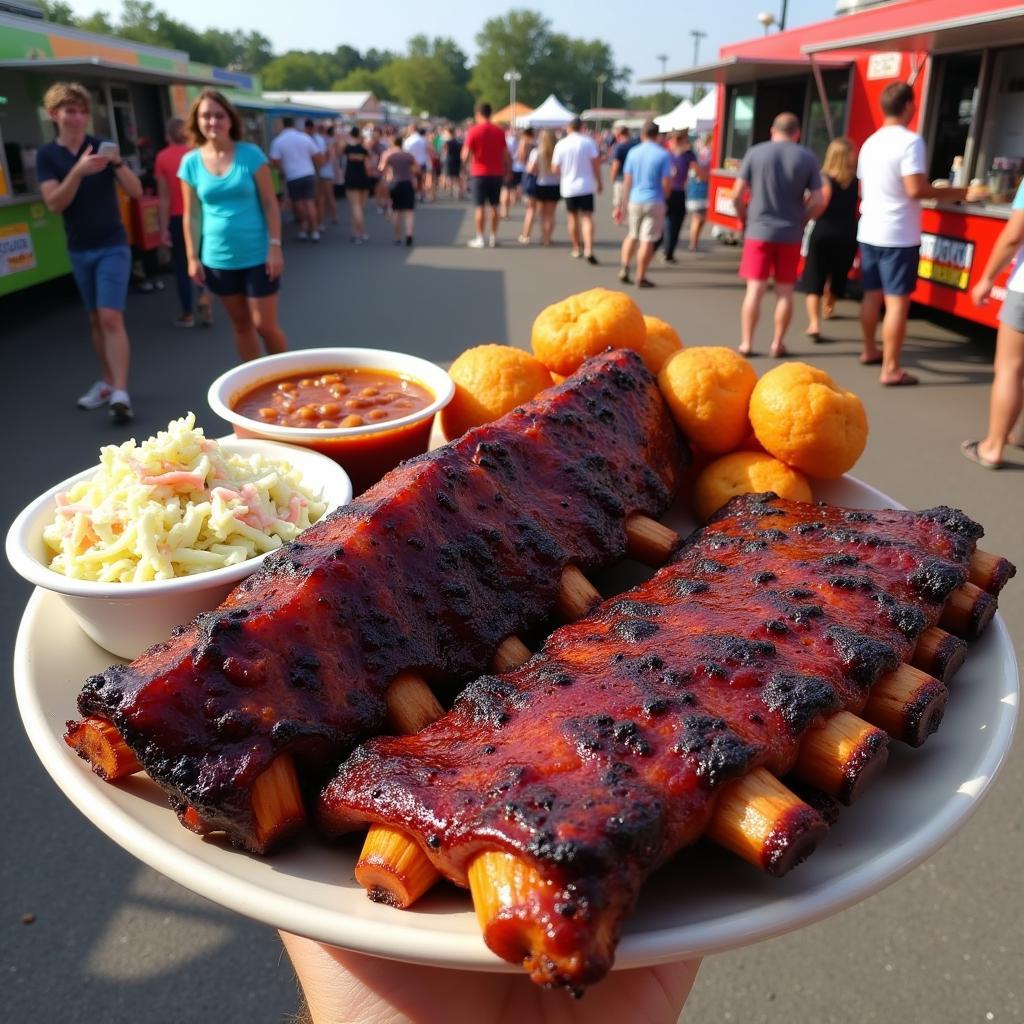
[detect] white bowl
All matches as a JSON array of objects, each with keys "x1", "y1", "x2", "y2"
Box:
[
  {"x1": 206, "y1": 348, "x2": 454, "y2": 493},
  {"x1": 5, "y1": 438, "x2": 352, "y2": 661}
]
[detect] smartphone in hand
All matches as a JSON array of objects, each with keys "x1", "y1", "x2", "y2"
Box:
[{"x1": 97, "y1": 141, "x2": 119, "y2": 161}]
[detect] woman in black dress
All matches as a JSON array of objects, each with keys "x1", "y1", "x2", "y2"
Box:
[
  {"x1": 798, "y1": 137, "x2": 859, "y2": 340},
  {"x1": 343, "y1": 125, "x2": 371, "y2": 243}
]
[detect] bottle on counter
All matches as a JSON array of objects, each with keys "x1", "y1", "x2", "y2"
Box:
[{"x1": 950, "y1": 155, "x2": 965, "y2": 187}]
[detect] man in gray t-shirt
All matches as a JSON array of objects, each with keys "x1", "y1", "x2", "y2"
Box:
[{"x1": 733, "y1": 113, "x2": 825, "y2": 357}]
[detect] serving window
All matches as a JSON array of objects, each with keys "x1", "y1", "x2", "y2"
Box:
[
  {"x1": 928, "y1": 45, "x2": 1024, "y2": 205},
  {"x1": 0, "y1": 74, "x2": 115, "y2": 201},
  {"x1": 723, "y1": 85, "x2": 754, "y2": 164}
]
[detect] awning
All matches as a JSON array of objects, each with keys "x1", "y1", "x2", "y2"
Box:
[
  {"x1": 230, "y1": 96, "x2": 336, "y2": 119},
  {"x1": 0, "y1": 56, "x2": 223, "y2": 87},
  {"x1": 639, "y1": 55, "x2": 850, "y2": 86},
  {"x1": 803, "y1": 6, "x2": 1024, "y2": 55}
]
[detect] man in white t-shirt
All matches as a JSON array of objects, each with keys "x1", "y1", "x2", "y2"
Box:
[
  {"x1": 856, "y1": 82, "x2": 978, "y2": 385},
  {"x1": 270, "y1": 117, "x2": 322, "y2": 240},
  {"x1": 552, "y1": 118, "x2": 603, "y2": 264},
  {"x1": 403, "y1": 126, "x2": 430, "y2": 199}
]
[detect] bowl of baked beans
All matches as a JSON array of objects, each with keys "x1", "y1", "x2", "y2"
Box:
[{"x1": 208, "y1": 348, "x2": 454, "y2": 493}]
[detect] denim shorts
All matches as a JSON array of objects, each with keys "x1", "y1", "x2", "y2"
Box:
[
  {"x1": 999, "y1": 289, "x2": 1024, "y2": 332},
  {"x1": 68, "y1": 244, "x2": 131, "y2": 312},
  {"x1": 859, "y1": 243, "x2": 920, "y2": 297}
]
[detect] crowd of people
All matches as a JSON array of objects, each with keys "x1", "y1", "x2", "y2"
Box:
[{"x1": 36, "y1": 80, "x2": 1023, "y2": 473}]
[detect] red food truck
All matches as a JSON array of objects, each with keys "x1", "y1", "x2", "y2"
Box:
[{"x1": 657, "y1": 0, "x2": 1024, "y2": 328}]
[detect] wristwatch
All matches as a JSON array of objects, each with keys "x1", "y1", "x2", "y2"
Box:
[{"x1": 111, "y1": 160, "x2": 124, "y2": 169}]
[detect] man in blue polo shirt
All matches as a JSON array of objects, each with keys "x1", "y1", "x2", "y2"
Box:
[
  {"x1": 36, "y1": 81, "x2": 143, "y2": 423},
  {"x1": 615, "y1": 121, "x2": 673, "y2": 288}
]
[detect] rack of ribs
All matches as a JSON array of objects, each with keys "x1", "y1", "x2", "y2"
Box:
[
  {"x1": 317, "y1": 494, "x2": 1015, "y2": 992},
  {"x1": 65, "y1": 349, "x2": 687, "y2": 853}
]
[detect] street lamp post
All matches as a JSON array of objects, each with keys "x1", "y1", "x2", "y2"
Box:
[
  {"x1": 595, "y1": 72, "x2": 608, "y2": 132},
  {"x1": 503, "y1": 68, "x2": 522, "y2": 130},
  {"x1": 656, "y1": 53, "x2": 669, "y2": 114},
  {"x1": 689, "y1": 30, "x2": 706, "y2": 101}
]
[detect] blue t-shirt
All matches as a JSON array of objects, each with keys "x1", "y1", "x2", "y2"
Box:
[
  {"x1": 35, "y1": 135, "x2": 126, "y2": 252},
  {"x1": 623, "y1": 141, "x2": 672, "y2": 205},
  {"x1": 178, "y1": 142, "x2": 269, "y2": 270}
]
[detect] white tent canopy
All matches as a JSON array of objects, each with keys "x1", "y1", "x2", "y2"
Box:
[
  {"x1": 653, "y1": 92, "x2": 717, "y2": 134},
  {"x1": 691, "y1": 90, "x2": 717, "y2": 134},
  {"x1": 524, "y1": 94, "x2": 575, "y2": 128},
  {"x1": 654, "y1": 98, "x2": 693, "y2": 132}
]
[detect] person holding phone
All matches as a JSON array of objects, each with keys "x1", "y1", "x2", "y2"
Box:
[{"x1": 36, "y1": 81, "x2": 143, "y2": 424}]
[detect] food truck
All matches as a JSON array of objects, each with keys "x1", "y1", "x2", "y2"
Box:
[
  {"x1": 0, "y1": 4, "x2": 329, "y2": 298},
  {"x1": 658, "y1": 0, "x2": 1024, "y2": 328},
  {"x1": 0, "y1": 4, "x2": 232, "y2": 296}
]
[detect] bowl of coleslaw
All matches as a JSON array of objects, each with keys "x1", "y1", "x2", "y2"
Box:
[{"x1": 5, "y1": 415, "x2": 352, "y2": 660}]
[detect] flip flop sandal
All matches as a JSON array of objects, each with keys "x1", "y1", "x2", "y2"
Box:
[
  {"x1": 805, "y1": 331, "x2": 821, "y2": 343},
  {"x1": 770, "y1": 345, "x2": 789, "y2": 358},
  {"x1": 859, "y1": 354, "x2": 883, "y2": 365},
  {"x1": 881, "y1": 371, "x2": 918, "y2": 386},
  {"x1": 960, "y1": 440, "x2": 1001, "y2": 470}
]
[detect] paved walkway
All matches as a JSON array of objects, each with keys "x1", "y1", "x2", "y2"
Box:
[{"x1": 2, "y1": 197, "x2": 1021, "y2": 1023}]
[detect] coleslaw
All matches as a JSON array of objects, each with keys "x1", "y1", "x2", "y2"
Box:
[{"x1": 43, "y1": 414, "x2": 328, "y2": 582}]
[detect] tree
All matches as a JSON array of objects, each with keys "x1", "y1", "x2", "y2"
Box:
[
  {"x1": 333, "y1": 68, "x2": 393, "y2": 101},
  {"x1": 469, "y1": 10, "x2": 628, "y2": 113},
  {"x1": 363, "y1": 48, "x2": 399, "y2": 72},
  {"x1": 37, "y1": 1, "x2": 77, "y2": 24},
  {"x1": 400, "y1": 35, "x2": 472, "y2": 118},
  {"x1": 261, "y1": 51, "x2": 338, "y2": 91},
  {"x1": 626, "y1": 90, "x2": 687, "y2": 113},
  {"x1": 379, "y1": 56, "x2": 463, "y2": 118},
  {"x1": 331, "y1": 45, "x2": 364, "y2": 80}
]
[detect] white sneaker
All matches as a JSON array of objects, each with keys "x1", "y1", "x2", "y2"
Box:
[
  {"x1": 297, "y1": 231, "x2": 309, "y2": 240},
  {"x1": 77, "y1": 381, "x2": 111, "y2": 410},
  {"x1": 108, "y1": 389, "x2": 133, "y2": 424},
  {"x1": 467, "y1": 236, "x2": 485, "y2": 249},
  {"x1": 311, "y1": 231, "x2": 321, "y2": 242},
  {"x1": 488, "y1": 235, "x2": 499, "y2": 248}
]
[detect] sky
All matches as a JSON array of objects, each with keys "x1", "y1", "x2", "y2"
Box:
[{"x1": 61, "y1": 0, "x2": 839, "y2": 93}]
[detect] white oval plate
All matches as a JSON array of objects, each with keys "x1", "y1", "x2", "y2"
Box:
[{"x1": 13, "y1": 477, "x2": 1020, "y2": 971}]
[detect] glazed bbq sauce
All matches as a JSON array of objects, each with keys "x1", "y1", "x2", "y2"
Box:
[{"x1": 234, "y1": 369, "x2": 434, "y2": 430}]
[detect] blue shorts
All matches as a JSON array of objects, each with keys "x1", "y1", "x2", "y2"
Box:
[
  {"x1": 68, "y1": 244, "x2": 131, "y2": 312},
  {"x1": 203, "y1": 263, "x2": 279, "y2": 298},
  {"x1": 859, "y1": 243, "x2": 920, "y2": 297}
]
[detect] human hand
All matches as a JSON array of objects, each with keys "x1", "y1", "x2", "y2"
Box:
[
  {"x1": 74, "y1": 146, "x2": 112, "y2": 178},
  {"x1": 266, "y1": 244, "x2": 284, "y2": 280},
  {"x1": 188, "y1": 257, "x2": 205, "y2": 286},
  {"x1": 613, "y1": 206, "x2": 624, "y2": 225},
  {"x1": 160, "y1": 228, "x2": 171, "y2": 248},
  {"x1": 971, "y1": 277, "x2": 994, "y2": 307},
  {"x1": 280, "y1": 931, "x2": 701, "y2": 1024}
]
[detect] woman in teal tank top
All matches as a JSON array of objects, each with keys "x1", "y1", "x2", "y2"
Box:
[{"x1": 179, "y1": 89, "x2": 287, "y2": 361}]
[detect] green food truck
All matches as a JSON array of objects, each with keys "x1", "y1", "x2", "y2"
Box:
[{"x1": 0, "y1": 2, "x2": 329, "y2": 298}]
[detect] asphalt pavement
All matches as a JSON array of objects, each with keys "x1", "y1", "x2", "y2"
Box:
[{"x1": 1, "y1": 196, "x2": 1021, "y2": 1023}]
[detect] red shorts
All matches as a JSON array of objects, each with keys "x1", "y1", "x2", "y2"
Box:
[{"x1": 739, "y1": 239, "x2": 801, "y2": 284}]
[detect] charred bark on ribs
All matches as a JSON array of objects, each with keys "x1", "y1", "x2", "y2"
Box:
[
  {"x1": 69, "y1": 350, "x2": 685, "y2": 852},
  {"x1": 318, "y1": 495, "x2": 1004, "y2": 990}
]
